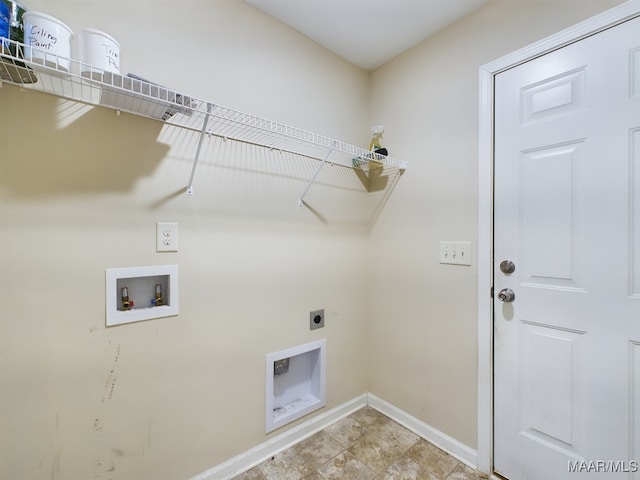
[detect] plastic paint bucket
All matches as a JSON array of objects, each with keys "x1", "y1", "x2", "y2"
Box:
[
  {"x1": 23, "y1": 11, "x2": 73, "y2": 71},
  {"x1": 0, "y1": 2, "x2": 10, "y2": 50},
  {"x1": 78, "y1": 28, "x2": 120, "y2": 75},
  {"x1": 9, "y1": 1, "x2": 26, "y2": 43},
  {"x1": 0, "y1": 1, "x2": 37, "y2": 83},
  {"x1": 1, "y1": 1, "x2": 27, "y2": 57}
]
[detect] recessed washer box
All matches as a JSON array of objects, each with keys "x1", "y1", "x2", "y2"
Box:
[
  {"x1": 105, "y1": 265, "x2": 178, "y2": 327},
  {"x1": 265, "y1": 339, "x2": 326, "y2": 433}
]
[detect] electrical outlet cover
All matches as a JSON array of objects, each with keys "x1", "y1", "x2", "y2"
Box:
[{"x1": 156, "y1": 222, "x2": 178, "y2": 252}]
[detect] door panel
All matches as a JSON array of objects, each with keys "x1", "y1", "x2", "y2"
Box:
[
  {"x1": 633, "y1": 342, "x2": 640, "y2": 471},
  {"x1": 494, "y1": 15, "x2": 640, "y2": 480},
  {"x1": 633, "y1": 128, "x2": 640, "y2": 296},
  {"x1": 633, "y1": 48, "x2": 640, "y2": 96},
  {"x1": 521, "y1": 142, "x2": 580, "y2": 286},
  {"x1": 521, "y1": 67, "x2": 586, "y2": 125},
  {"x1": 519, "y1": 321, "x2": 583, "y2": 447}
]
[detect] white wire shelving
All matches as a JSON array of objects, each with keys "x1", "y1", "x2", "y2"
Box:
[{"x1": 0, "y1": 39, "x2": 407, "y2": 204}]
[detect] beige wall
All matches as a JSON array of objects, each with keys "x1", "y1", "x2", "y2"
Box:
[
  {"x1": 0, "y1": 1, "x2": 629, "y2": 479},
  {"x1": 367, "y1": 0, "x2": 626, "y2": 451},
  {"x1": 0, "y1": 1, "x2": 371, "y2": 479}
]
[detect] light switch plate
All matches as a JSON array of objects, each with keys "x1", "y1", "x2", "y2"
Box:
[
  {"x1": 156, "y1": 222, "x2": 178, "y2": 252},
  {"x1": 440, "y1": 241, "x2": 471, "y2": 266}
]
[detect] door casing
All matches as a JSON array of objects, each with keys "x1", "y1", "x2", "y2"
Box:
[{"x1": 477, "y1": 1, "x2": 640, "y2": 476}]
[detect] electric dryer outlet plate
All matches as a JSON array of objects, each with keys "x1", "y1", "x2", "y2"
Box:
[{"x1": 310, "y1": 309, "x2": 324, "y2": 330}]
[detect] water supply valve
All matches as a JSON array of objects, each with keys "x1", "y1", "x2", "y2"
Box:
[
  {"x1": 152, "y1": 283, "x2": 163, "y2": 306},
  {"x1": 121, "y1": 286, "x2": 134, "y2": 310}
]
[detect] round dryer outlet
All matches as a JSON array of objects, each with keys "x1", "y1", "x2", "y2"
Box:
[{"x1": 310, "y1": 309, "x2": 324, "y2": 330}]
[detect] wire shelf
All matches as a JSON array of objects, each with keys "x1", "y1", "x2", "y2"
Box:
[{"x1": 0, "y1": 39, "x2": 408, "y2": 173}]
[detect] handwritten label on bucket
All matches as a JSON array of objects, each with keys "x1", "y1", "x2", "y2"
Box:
[{"x1": 79, "y1": 29, "x2": 120, "y2": 74}]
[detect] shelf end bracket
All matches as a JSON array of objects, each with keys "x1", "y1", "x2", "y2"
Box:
[
  {"x1": 297, "y1": 147, "x2": 333, "y2": 207},
  {"x1": 187, "y1": 102, "x2": 213, "y2": 195}
]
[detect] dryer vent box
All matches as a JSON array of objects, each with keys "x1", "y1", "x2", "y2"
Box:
[{"x1": 265, "y1": 339, "x2": 326, "y2": 433}]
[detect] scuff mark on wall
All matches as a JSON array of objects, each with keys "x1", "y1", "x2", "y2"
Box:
[
  {"x1": 94, "y1": 456, "x2": 118, "y2": 479},
  {"x1": 101, "y1": 344, "x2": 121, "y2": 403},
  {"x1": 110, "y1": 446, "x2": 139, "y2": 457},
  {"x1": 111, "y1": 447, "x2": 125, "y2": 457},
  {"x1": 92, "y1": 418, "x2": 102, "y2": 432},
  {"x1": 101, "y1": 370, "x2": 116, "y2": 403},
  {"x1": 50, "y1": 443, "x2": 62, "y2": 480}
]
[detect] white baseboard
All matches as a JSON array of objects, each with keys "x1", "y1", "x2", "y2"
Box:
[
  {"x1": 367, "y1": 393, "x2": 478, "y2": 470},
  {"x1": 190, "y1": 393, "x2": 368, "y2": 480},
  {"x1": 190, "y1": 392, "x2": 478, "y2": 480}
]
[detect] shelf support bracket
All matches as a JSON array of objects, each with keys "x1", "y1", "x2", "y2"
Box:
[
  {"x1": 187, "y1": 102, "x2": 213, "y2": 195},
  {"x1": 298, "y1": 148, "x2": 333, "y2": 207}
]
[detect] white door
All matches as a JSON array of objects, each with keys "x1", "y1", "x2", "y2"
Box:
[{"x1": 494, "y1": 15, "x2": 640, "y2": 480}]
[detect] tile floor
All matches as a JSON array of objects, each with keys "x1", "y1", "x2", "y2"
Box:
[{"x1": 232, "y1": 406, "x2": 487, "y2": 480}]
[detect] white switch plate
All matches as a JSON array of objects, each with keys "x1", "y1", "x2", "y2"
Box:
[
  {"x1": 440, "y1": 241, "x2": 471, "y2": 266},
  {"x1": 156, "y1": 222, "x2": 178, "y2": 252}
]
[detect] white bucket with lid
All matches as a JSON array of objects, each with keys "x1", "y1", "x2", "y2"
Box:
[
  {"x1": 78, "y1": 28, "x2": 120, "y2": 76},
  {"x1": 23, "y1": 11, "x2": 73, "y2": 71}
]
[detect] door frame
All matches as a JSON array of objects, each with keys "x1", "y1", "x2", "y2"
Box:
[{"x1": 477, "y1": 1, "x2": 640, "y2": 476}]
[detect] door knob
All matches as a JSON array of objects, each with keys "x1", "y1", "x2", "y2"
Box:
[{"x1": 497, "y1": 288, "x2": 515, "y2": 302}]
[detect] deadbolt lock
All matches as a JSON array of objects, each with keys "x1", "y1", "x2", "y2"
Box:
[{"x1": 499, "y1": 260, "x2": 516, "y2": 274}]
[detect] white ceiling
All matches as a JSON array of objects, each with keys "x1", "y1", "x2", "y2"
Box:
[{"x1": 245, "y1": 0, "x2": 489, "y2": 71}]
